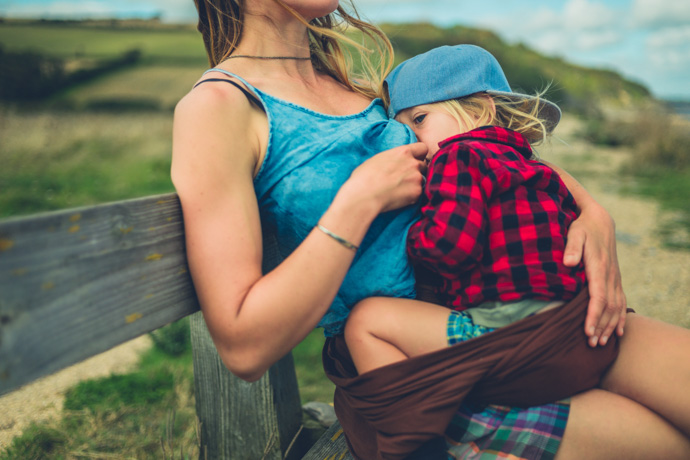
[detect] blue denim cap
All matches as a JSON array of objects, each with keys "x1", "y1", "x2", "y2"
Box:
[{"x1": 384, "y1": 44, "x2": 561, "y2": 131}]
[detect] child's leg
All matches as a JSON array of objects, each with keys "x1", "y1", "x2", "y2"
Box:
[{"x1": 344, "y1": 297, "x2": 451, "y2": 374}]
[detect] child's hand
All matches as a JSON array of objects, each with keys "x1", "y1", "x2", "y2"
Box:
[
  {"x1": 564, "y1": 203, "x2": 627, "y2": 348},
  {"x1": 343, "y1": 142, "x2": 429, "y2": 214}
]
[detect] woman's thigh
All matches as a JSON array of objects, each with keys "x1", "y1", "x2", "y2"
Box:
[
  {"x1": 555, "y1": 389, "x2": 690, "y2": 460},
  {"x1": 600, "y1": 313, "x2": 690, "y2": 436}
]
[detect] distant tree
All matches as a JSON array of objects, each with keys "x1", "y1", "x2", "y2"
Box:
[
  {"x1": 0, "y1": 46, "x2": 142, "y2": 102},
  {"x1": 0, "y1": 45, "x2": 65, "y2": 101}
]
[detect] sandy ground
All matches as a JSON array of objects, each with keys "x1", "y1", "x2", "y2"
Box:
[
  {"x1": 1, "y1": 116, "x2": 688, "y2": 451},
  {"x1": 546, "y1": 116, "x2": 690, "y2": 327}
]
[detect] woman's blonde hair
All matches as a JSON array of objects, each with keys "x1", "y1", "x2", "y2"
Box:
[
  {"x1": 193, "y1": 0, "x2": 394, "y2": 100},
  {"x1": 436, "y1": 90, "x2": 553, "y2": 146}
]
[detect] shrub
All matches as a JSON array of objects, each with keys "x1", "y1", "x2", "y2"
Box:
[
  {"x1": 0, "y1": 45, "x2": 65, "y2": 100},
  {"x1": 0, "y1": 46, "x2": 142, "y2": 102},
  {"x1": 150, "y1": 318, "x2": 191, "y2": 357},
  {"x1": 579, "y1": 115, "x2": 636, "y2": 147},
  {"x1": 0, "y1": 423, "x2": 67, "y2": 460},
  {"x1": 629, "y1": 112, "x2": 690, "y2": 171}
]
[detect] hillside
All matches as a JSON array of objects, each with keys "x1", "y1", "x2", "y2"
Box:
[
  {"x1": 0, "y1": 19, "x2": 655, "y2": 115},
  {"x1": 380, "y1": 23, "x2": 652, "y2": 114}
]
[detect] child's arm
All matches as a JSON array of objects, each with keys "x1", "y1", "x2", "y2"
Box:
[
  {"x1": 407, "y1": 148, "x2": 489, "y2": 274},
  {"x1": 542, "y1": 160, "x2": 626, "y2": 348}
]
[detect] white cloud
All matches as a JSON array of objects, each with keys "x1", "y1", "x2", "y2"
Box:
[
  {"x1": 563, "y1": 0, "x2": 618, "y2": 30},
  {"x1": 576, "y1": 30, "x2": 622, "y2": 50},
  {"x1": 483, "y1": 0, "x2": 624, "y2": 55},
  {"x1": 632, "y1": 0, "x2": 690, "y2": 29},
  {"x1": 647, "y1": 26, "x2": 690, "y2": 70}
]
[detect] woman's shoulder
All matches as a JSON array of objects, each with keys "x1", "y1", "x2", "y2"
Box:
[
  {"x1": 176, "y1": 73, "x2": 259, "y2": 122},
  {"x1": 172, "y1": 75, "x2": 266, "y2": 184}
]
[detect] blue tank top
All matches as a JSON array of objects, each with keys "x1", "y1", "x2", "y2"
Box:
[{"x1": 205, "y1": 69, "x2": 419, "y2": 336}]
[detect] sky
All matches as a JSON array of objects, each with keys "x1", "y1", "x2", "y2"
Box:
[{"x1": 1, "y1": 0, "x2": 689, "y2": 100}]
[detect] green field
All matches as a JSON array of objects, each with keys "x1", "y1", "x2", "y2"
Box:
[
  {"x1": 0, "y1": 22, "x2": 207, "y2": 62},
  {"x1": 0, "y1": 108, "x2": 176, "y2": 217},
  {"x1": 58, "y1": 65, "x2": 205, "y2": 110},
  {"x1": 0, "y1": 21, "x2": 210, "y2": 218}
]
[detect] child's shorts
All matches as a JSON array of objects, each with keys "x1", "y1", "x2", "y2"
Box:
[{"x1": 447, "y1": 310, "x2": 496, "y2": 346}]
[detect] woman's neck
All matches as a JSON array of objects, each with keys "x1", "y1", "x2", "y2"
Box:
[
  {"x1": 240, "y1": 5, "x2": 311, "y2": 56},
  {"x1": 228, "y1": 8, "x2": 318, "y2": 81},
  {"x1": 215, "y1": 3, "x2": 371, "y2": 115}
]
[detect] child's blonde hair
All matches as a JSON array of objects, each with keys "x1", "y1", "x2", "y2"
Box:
[{"x1": 436, "y1": 90, "x2": 553, "y2": 146}]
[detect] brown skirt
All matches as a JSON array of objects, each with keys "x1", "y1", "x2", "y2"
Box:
[{"x1": 323, "y1": 290, "x2": 620, "y2": 460}]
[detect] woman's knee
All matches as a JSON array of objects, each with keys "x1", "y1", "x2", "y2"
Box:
[
  {"x1": 345, "y1": 297, "x2": 385, "y2": 341},
  {"x1": 601, "y1": 313, "x2": 690, "y2": 389},
  {"x1": 556, "y1": 389, "x2": 690, "y2": 460}
]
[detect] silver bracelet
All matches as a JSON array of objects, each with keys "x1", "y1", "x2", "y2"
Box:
[{"x1": 316, "y1": 224, "x2": 359, "y2": 251}]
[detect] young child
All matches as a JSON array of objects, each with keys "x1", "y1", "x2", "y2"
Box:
[{"x1": 344, "y1": 44, "x2": 586, "y2": 374}]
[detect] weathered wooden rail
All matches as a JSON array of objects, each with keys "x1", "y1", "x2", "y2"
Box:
[{"x1": 0, "y1": 193, "x2": 352, "y2": 459}]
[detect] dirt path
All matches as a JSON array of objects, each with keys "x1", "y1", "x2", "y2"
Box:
[{"x1": 1, "y1": 116, "x2": 688, "y2": 451}]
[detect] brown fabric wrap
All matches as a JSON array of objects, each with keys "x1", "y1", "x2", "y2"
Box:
[{"x1": 323, "y1": 290, "x2": 619, "y2": 460}]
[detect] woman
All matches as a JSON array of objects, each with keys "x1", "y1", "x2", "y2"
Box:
[{"x1": 171, "y1": 1, "x2": 690, "y2": 458}]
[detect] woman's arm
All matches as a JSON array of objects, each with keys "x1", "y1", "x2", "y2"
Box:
[
  {"x1": 171, "y1": 83, "x2": 427, "y2": 381},
  {"x1": 544, "y1": 161, "x2": 627, "y2": 348}
]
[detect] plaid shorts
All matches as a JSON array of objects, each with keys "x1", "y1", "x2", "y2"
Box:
[
  {"x1": 445, "y1": 399, "x2": 570, "y2": 459},
  {"x1": 445, "y1": 312, "x2": 569, "y2": 458},
  {"x1": 447, "y1": 310, "x2": 496, "y2": 345}
]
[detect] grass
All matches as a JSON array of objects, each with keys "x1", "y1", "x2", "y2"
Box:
[
  {"x1": 0, "y1": 22, "x2": 206, "y2": 64},
  {"x1": 583, "y1": 109, "x2": 690, "y2": 247},
  {"x1": 0, "y1": 321, "x2": 332, "y2": 459},
  {"x1": 53, "y1": 65, "x2": 205, "y2": 111},
  {"x1": 621, "y1": 168, "x2": 690, "y2": 249},
  {"x1": 0, "y1": 107, "x2": 175, "y2": 218},
  {"x1": 1, "y1": 329, "x2": 200, "y2": 460},
  {"x1": 293, "y1": 331, "x2": 336, "y2": 403}
]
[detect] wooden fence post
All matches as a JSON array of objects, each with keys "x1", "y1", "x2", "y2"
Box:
[
  {"x1": 190, "y1": 232, "x2": 303, "y2": 459},
  {"x1": 190, "y1": 315, "x2": 302, "y2": 459}
]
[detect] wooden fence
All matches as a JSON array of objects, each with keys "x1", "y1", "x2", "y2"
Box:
[{"x1": 0, "y1": 193, "x2": 352, "y2": 459}]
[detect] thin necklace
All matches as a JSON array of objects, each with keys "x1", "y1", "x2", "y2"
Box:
[{"x1": 225, "y1": 54, "x2": 311, "y2": 61}]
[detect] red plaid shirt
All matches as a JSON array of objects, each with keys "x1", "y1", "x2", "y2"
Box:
[{"x1": 407, "y1": 126, "x2": 585, "y2": 310}]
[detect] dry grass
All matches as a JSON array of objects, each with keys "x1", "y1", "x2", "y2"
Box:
[{"x1": 0, "y1": 106, "x2": 175, "y2": 217}]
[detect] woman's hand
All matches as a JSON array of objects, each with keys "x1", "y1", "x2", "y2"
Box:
[
  {"x1": 339, "y1": 142, "x2": 429, "y2": 215},
  {"x1": 564, "y1": 201, "x2": 627, "y2": 348}
]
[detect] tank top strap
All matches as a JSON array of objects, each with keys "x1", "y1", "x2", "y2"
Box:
[{"x1": 196, "y1": 69, "x2": 265, "y2": 111}]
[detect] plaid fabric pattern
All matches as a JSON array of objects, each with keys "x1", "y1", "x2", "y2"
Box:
[
  {"x1": 447, "y1": 310, "x2": 496, "y2": 345},
  {"x1": 407, "y1": 126, "x2": 585, "y2": 310},
  {"x1": 445, "y1": 399, "x2": 570, "y2": 459}
]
